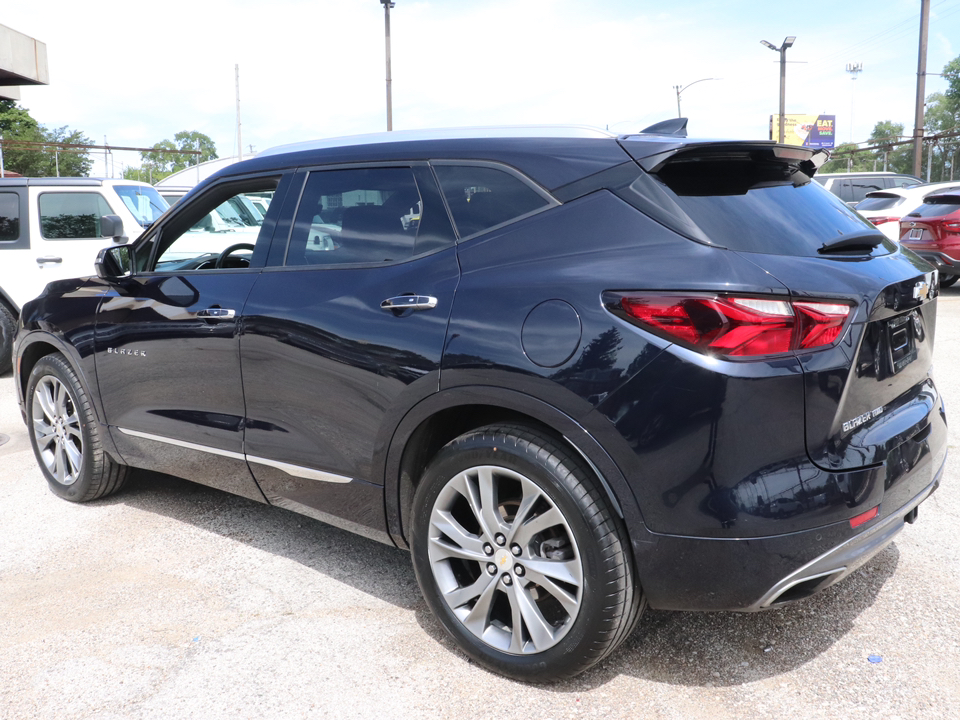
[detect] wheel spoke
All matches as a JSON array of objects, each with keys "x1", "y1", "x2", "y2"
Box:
[
  {"x1": 462, "y1": 575, "x2": 499, "y2": 636},
  {"x1": 506, "y1": 479, "x2": 545, "y2": 543},
  {"x1": 521, "y1": 565, "x2": 581, "y2": 615},
  {"x1": 444, "y1": 572, "x2": 497, "y2": 610},
  {"x1": 54, "y1": 439, "x2": 67, "y2": 483},
  {"x1": 64, "y1": 439, "x2": 83, "y2": 478},
  {"x1": 54, "y1": 381, "x2": 68, "y2": 416},
  {"x1": 509, "y1": 581, "x2": 557, "y2": 652},
  {"x1": 430, "y1": 510, "x2": 487, "y2": 560},
  {"x1": 477, "y1": 467, "x2": 507, "y2": 538},
  {"x1": 36, "y1": 380, "x2": 57, "y2": 421},
  {"x1": 511, "y1": 506, "x2": 566, "y2": 547},
  {"x1": 33, "y1": 420, "x2": 56, "y2": 448}
]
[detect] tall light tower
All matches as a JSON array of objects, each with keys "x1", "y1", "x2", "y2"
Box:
[
  {"x1": 761, "y1": 36, "x2": 796, "y2": 143},
  {"x1": 673, "y1": 78, "x2": 719, "y2": 118},
  {"x1": 846, "y1": 62, "x2": 863, "y2": 144},
  {"x1": 381, "y1": 1, "x2": 395, "y2": 131}
]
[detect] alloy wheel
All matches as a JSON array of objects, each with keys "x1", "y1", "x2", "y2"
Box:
[
  {"x1": 427, "y1": 465, "x2": 583, "y2": 655},
  {"x1": 31, "y1": 375, "x2": 83, "y2": 486}
]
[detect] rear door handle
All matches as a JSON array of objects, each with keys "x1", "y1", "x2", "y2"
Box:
[
  {"x1": 36, "y1": 256, "x2": 63, "y2": 265},
  {"x1": 196, "y1": 308, "x2": 236, "y2": 319},
  {"x1": 380, "y1": 295, "x2": 438, "y2": 311}
]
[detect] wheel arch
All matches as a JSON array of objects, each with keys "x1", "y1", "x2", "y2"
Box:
[
  {"x1": 16, "y1": 333, "x2": 108, "y2": 433},
  {"x1": 382, "y1": 385, "x2": 648, "y2": 551}
]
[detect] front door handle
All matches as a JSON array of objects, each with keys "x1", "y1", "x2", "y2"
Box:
[
  {"x1": 380, "y1": 295, "x2": 438, "y2": 312},
  {"x1": 36, "y1": 256, "x2": 63, "y2": 265},
  {"x1": 196, "y1": 308, "x2": 236, "y2": 319}
]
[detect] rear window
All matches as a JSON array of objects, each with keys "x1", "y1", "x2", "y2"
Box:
[
  {"x1": 113, "y1": 185, "x2": 169, "y2": 228},
  {"x1": 647, "y1": 159, "x2": 882, "y2": 257},
  {"x1": 856, "y1": 194, "x2": 904, "y2": 211},
  {"x1": 908, "y1": 198, "x2": 960, "y2": 218}
]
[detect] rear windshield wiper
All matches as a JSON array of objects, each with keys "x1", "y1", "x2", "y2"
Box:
[{"x1": 819, "y1": 231, "x2": 884, "y2": 254}]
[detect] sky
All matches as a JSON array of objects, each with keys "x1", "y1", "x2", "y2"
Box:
[{"x1": 4, "y1": 0, "x2": 960, "y2": 178}]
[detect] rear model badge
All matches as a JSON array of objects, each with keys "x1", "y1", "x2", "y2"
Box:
[{"x1": 842, "y1": 406, "x2": 884, "y2": 434}]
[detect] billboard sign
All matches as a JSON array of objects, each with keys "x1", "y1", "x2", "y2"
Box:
[{"x1": 770, "y1": 114, "x2": 836, "y2": 149}]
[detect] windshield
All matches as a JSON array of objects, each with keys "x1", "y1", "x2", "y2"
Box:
[{"x1": 113, "y1": 185, "x2": 169, "y2": 228}]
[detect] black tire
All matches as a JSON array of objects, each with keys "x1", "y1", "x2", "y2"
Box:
[
  {"x1": 0, "y1": 301, "x2": 15, "y2": 376},
  {"x1": 940, "y1": 274, "x2": 959, "y2": 288},
  {"x1": 26, "y1": 353, "x2": 129, "y2": 502},
  {"x1": 410, "y1": 424, "x2": 644, "y2": 682}
]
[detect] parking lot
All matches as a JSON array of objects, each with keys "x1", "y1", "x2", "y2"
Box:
[{"x1": 1, "y1": 292, "x2": 959, "y2": 720}]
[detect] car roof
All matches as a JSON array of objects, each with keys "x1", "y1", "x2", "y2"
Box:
[
  {"x1": 0, "y1": 177, "x2": 154, "y2": 187},
  {"x1": 217, "y1": 126, "x2": 636, "y2": 192}
]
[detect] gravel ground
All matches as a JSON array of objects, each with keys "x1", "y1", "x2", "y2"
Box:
[{"x1": 2, "y1": 291, "x2": 960, "y2": 720}]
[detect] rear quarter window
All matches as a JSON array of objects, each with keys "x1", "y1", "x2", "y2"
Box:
[{"x1": 433, "y1": 164, "x2": 551, "y2": 239}]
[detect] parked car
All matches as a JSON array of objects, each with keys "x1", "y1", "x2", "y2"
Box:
[
  {"x1": 12, "y1": 124, "x2": 946, "y2": 682},
  {"x1": 814, "y1": 171, "x2": 921, "y2": 205},
  {"x1": 0, "y1": 178, "x2": 169, "y2": 374},
  {"x1": 899, "y1": 193, "x2": 960, "y2": 287},
  {"x1": 855, "y1": 181, "x2": 960, "y2": 239}
]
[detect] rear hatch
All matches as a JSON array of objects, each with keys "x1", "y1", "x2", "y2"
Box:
[
  {"x1": 900, "y1": 194, "x2": 960, "y2": 246},
  {"x1": 618, "y1": 138, "x2": 941, "y2": 476}
]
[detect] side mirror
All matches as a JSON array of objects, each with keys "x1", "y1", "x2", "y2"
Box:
[
  {"x1": 95, "y1": 244, "x2": 135, "y2": 280},
  {"x1": 99, "y1": 214, "x2": 126, "y2": 243}
]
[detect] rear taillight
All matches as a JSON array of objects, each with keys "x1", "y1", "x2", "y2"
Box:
[
  {"x1": 613, "y1": 294, "x2": 852, "y2": 359},
  {"x1": 869, "y1": 216, "x2": 900, "y2": 227},
  {"x1": 945, "y1": 221, "x2": 960, "y2": 234}
]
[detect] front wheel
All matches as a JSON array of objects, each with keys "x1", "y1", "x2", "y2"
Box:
[
  {"x1": 411, "y1": 424, "x2": 643, "y2": 682},
  {"x1": 0, "y1": 302, "x2": 15, "y2": 375},
  {"x1": 26, "y1": 353, "x2": 129, "y2": 502},
  {"x1": 940, "y1": 274, "x2": 959, "y2": 288}
]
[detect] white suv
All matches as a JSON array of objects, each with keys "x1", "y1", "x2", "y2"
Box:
[{"x1": 0, "y1": 178, "x2": 169, "y2": 373}]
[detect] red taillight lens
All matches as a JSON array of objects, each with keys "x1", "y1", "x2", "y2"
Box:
[
  {"x1": 869, "y1": 216, "x2": 900, "y2": 227},
  {"x1": 617, "y1": 294, "x2": 852, "y2": 359}
]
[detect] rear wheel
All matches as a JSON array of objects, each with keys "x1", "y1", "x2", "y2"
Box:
[
  {"x1": 940, "y1": 275, "x2": 959, "y2": 288},
  {"x1": 26, "y1": 353, "x2": 129, "y2": 502},
  {"x1": 0, "y1": 302, "x2": 15, "y2": 375},
  {"x1": 410, "y1": 424, "x2": 643, "y2": 682}
]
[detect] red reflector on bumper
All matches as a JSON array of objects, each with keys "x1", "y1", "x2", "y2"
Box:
[{"x1": 850, "y1": 505, "x2": 880, "y2": 529}]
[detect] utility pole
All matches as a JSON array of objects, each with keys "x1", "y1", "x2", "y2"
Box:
[
  {"x1": 236, "y1": 64, "x2": 243, "y2": 161},
  {"x1": 0, "y1": 135, "x2": 4, "y2": 177},
  {"x1": 761, "y1": 37, "x2": 796, "y2": 144},
  {"x1": 382, "y1": 1, "x2": 395, "y2": 131},
  {"x1": 846, "y1": 63, "x2": 862, "y2": 143},
  {"x1": 913, "y1": 0, "x2": 930, "y2": 177}
]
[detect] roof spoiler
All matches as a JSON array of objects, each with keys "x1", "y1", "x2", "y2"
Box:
[{"x1": 638, "y1": 118, "x2": 688, "y2": 137}]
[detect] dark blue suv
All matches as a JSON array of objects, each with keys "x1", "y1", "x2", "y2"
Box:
[{"x1": 13, "y1": 122, "x2": 946, "y2": 681}]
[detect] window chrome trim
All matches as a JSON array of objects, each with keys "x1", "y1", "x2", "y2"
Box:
[{"x1": 116, "y1": 427, "x2": 353, "y2": 484}]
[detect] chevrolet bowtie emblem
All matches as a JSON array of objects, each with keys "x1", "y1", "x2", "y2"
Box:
[{"x1": 913, "y1": 281, "x2": 930, "y2": 300}]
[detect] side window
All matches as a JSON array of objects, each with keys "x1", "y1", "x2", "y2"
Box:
[
  {"x1": 285, "y1": 166, "x2": 454, "y2": 267},
  {"x1": 0, "y1": 192, "x2": 20, "y2": 242},
  {"x1": 38, "y1": 192, "x2": 113, "y2": 239},
  {"x1": 433, "y1": 165, "x2": 550, "y2": 239},
  {"x1": 150, "y1": 178, "x2": 279, "y2": 272}
]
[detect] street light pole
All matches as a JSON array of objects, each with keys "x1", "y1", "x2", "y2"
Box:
[
  {"x1": 381, "y1": 0, "x2": 395, "y2": 132},
  {"x1": 673, "y1": 78, "x2": 718, "y2": 118},
  {"x1": 761, "y1": 36, "x2": 796, "y2": 144}
]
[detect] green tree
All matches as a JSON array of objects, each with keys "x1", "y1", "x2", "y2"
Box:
[
  {"x1": 820, "y1": 142, "x2": 874, "y2": 173},
  {"x1": 125, "y1": 130, "x2": 218, "y2": 183},
  {"x1": 0, "y1": 100, "x2": 92, "y2": 177}
]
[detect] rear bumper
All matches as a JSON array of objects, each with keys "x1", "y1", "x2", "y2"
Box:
[
  {"x1": 907, "y1": 249, "x2": 960, "y2": 276},
  {"x1": 632, "y1": 451, "x2": 945, "y2": 612}
]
